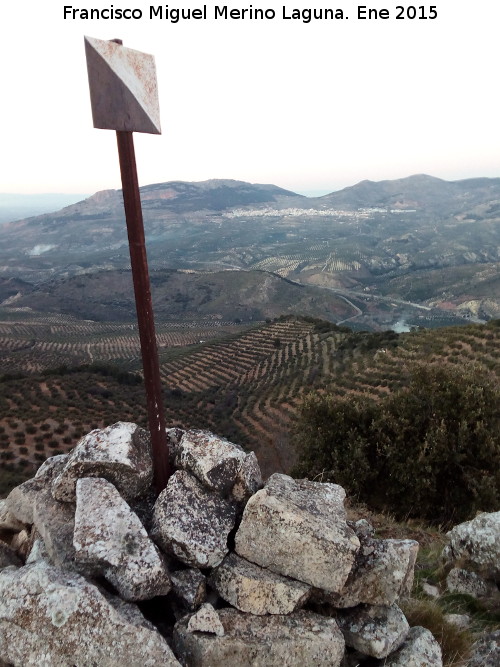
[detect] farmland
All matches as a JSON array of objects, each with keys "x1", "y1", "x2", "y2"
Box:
[{"x1": 1, "y1": 309, "x2": 499, "y2": 492}]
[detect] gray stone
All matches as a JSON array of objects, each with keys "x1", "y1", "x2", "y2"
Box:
[
  {"x1": 5, "y1": 477, "x2": 45, "y2": 525},
  {"x1": 151, "y1": 470, "x2": 237, "y2": 568},
  {"x1": 446, "y1": 567, "x2": 497, "y2": 598},
  {"x1": 175, "y1": 429, "x2": 247, "y2": 495},
  {"x1": 443, "y1": 511, "x2": 500, "y2": 580},
  {"x1": 31, "y1": 485, "x2": 79, "y2": 571},
  {"x1": 9, "y1": 529, "x2": 30, "y2": 560},
  {"x1": 51, "y1": 422, "x2": 153, "y2": 503},
  {"x1": 5, "y1": 455, "x2": 69, "y2": 527},
  {"x1": 422, "y1": 582, "x2": 440, "y2": 598},
  {"x1": 34, "y1": 454, "x2": 69, "y2": 480},
  {"x1": 73, "y1": 477, "x2": 171, "y2": 601},
  {"x1": 0, "y1": 499, "x2": 25, "y2": 532},
  {"x1": 352, "y1": 519, "x2": 375, "y2": 539},
  {"x1": 173, "y1": 608, "x2": 345, "y2": 666},
  {"x1": 0, "y1": 561, "x2": 180, "y2": 666},
  {"x1": 320, "y1": 537, "x2": 419, "y2": 608},
  {"x1": 166, "y1": 427, "x2": 185, "y2": 462},
  {"x1": 0, "y1": 541, "x2": 22, "y2": 569},
  {"x1": 443, "y1": 613, "x2": 471, "y2": 630},
  {"x1": 26, "y1": 532, "x2": 50, "y2": 565},
  {"x1": 235, "y1": 474, "x2": 359, "y2": 592},
  {"x1": 187, "y1": 603, "x2": 225, "y2": 637},
  {"x1": 337, "y1": 603, "x2": 409, "y2": 659},
  {"x1": 467, "y1": 630, "x2": 500, "y2": 667},
  {"x1": 171, "y1": 568, "x2": 207, "y2": 610},
  {"x1": 210, "y1": 552, "x2": 311, "y2": 615},
  {"x1": 383, "y1": 626, "x2": 442, "y2": 666},
  {"x1": 230, "y1": 451, "x2": 263, "y2": 504}
]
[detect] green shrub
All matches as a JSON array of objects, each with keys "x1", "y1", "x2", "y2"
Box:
[{"x1": 292, "y1": 363, "x2": 500, "y2": 526}]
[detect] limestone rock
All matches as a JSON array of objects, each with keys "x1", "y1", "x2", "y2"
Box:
[
  {"x1": 352, "y1": 519, "x2": 375, "y2": 539},
  {"x1": 210, "y1": 552, "x2": 311, "y2": 615},
  {"x1": 0, "y1": 499, "x2": 25, "y2": 532},
  {"x1": 446, "y1": 567, "x2": 497, "y2": 598},
  {"x1": 235, "y1": 473, "x2": 359, "y2": 592},
  {"x1": 173, "y1": 608, "x2": 345, "y2": 666},
  {"x1": 166, "y1": 427, "x2": 186, "y2": 462},
  {"x1": 34, "y1": 454, "x2": 69, "y2": 480},
  {"x1": 26, "y1": 532, "x2": 50, "y2": 565},
  {"x1": 31, "y1": 485, "x2": 79, "y2": 571},
  {"x1": 171, "y1": 568, "x2": 207, "y2": 610},
  {"x1": 73, "y1": 477, "x2": 171, "y2": 601},
  {"x1": 336, "y1": 603, "x2": 409, "y2": 659},
  {"x1": 0, "y1": 541, "x2": 22, "y2": 569},
  {"x1": 467, "y1": 630, "x2": 500, "y2": 667},
  {"x1": 421, "y1": 583, "x2": 440, "y2": 598},
  {"x1": 175, "y1": 429, "x2": 247, "y2": 495},
  {"x1": 0, "y1": 561, "x2": 180, "y2": 666},
  {"x1": 151, "y1": 470, "x2": 237, "y2": 568},
  {"x1": 230, "y1": 451, "x2": 263, "y2": 504},
  {"x1": 5, "y1": 477, "x2": 45, "y2": 525},
  {"x1": 51, "y1": 422, "x2": 152, "y2": 503},
  {"x1": 10, "y1": 529, "x2": 30, "y2": 560},
  {"x1": 382, "y1": 625, "x2": 442, "y2": 666},
  {"x1": 5, "y1": 454, "x2": 70, "y2": 527},
  {"x1": 443, "y1": 511, "x2": 500, "y2": 580},
  {"x1": 443, "y1": 613, "x2": 471, "y2": 630},
  {"x1": 187, "y1": 603, "x2": 225, "y2": 637},
  {"x1": 320, "y1": 537, "x2": 419, "y2": 608}
]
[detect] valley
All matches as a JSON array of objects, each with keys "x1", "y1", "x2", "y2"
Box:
[{"x1": 1, "y1": 174, "x2": 499, "y2": 330}]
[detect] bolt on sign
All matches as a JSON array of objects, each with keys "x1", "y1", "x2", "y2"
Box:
[{"x1": 85, "y1": 36, "x2": 170, "y2": 492}]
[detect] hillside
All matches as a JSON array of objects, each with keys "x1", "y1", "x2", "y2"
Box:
[
  {"x1": 1, "y1": 317, "x2": 499, "y2": 482},
  {"x1": 0, "y1": 269, "x2": 354, "y2": 324},
  {"x1": 1, "y1": 175, "x2": 499, "y2": 328}
]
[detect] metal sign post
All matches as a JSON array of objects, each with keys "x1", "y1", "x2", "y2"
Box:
[{"x1": 85, "y1": 36, "x2": 170, "y2": 492}]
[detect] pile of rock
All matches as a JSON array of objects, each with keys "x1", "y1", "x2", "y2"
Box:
[
  {"x1": 0, "y1": 422, "x2": 443, "y2": 666},
  {"x1": 440, "y1": 512, "x2": 500, "y2": 666}
]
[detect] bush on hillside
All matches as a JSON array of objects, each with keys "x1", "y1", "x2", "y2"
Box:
[{"x1": 292, "y1": 363, "x2": 500, "y2": 525}]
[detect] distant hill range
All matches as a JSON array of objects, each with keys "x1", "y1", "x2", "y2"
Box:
[{"x1": 1, "y1": 175, "x2": 500, "y2": 329}]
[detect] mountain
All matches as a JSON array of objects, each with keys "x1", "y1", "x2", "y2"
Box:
[
  {"x1": 317, "y1": 174, "x2": 500, "y2": 215},
  {"x1": 1, "y1": 174, "x2": 499, "y2": 329}
]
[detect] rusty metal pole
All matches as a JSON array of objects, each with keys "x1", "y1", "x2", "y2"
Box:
[
  {"x1": 116, "y1": 130, "x2": 170, "y2": 493},
  {"x1": 85, "y1": 36, "x2": 169, "y2": 492}
]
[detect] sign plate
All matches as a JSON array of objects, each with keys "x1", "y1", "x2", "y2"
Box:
[{"x1": 85, "y1": 36, "x2": 161, "y2": 134}]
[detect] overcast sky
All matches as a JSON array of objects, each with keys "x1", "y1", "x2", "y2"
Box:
[{"x1": 2, "y1": 1, "x2": 498, "y2": 195}]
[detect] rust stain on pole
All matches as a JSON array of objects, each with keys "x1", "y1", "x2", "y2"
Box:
[
  {"x1": 116, "y1": 131, "x2": 170, "y2": 492},
  {"x1": 85, "y1": 36, "x2": 170, "y2": 492}
]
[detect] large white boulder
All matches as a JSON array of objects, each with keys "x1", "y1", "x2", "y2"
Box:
[
  {"x1": 73, "y1": 477, "x2": 171, "y2": 601},
  {"x1": 173, "y1": 608, "x2": 345, "y2": 666},
  {"x1": 235, "y1": 474, "x2": 359, "y2": 592},
  {"x1": 51, "y1": 422, "x2": 153, "y2": 503},
  {"x1": 0, "y1": 561, "x2": 180, "y2": 666}
]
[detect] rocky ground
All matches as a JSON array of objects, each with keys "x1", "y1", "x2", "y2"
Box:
[{"x1": 0, "y1": 423, "x2": 498, "y2": 666}]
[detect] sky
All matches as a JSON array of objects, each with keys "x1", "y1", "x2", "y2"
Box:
[{"x1": 1, "y1": 1, "x2": 499, "y2": 196}]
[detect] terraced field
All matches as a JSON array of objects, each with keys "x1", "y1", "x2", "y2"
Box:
[
  {"x1": 0, "y1": 312, "x2": 245, "y2": 374},
  {"x1": 1, "y1": 315, "x2": 499, "y2": 484}
]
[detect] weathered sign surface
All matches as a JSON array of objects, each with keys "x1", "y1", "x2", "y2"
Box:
[{"x1": 84, "y1": 36, "x2": 161, "y2": 134}]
